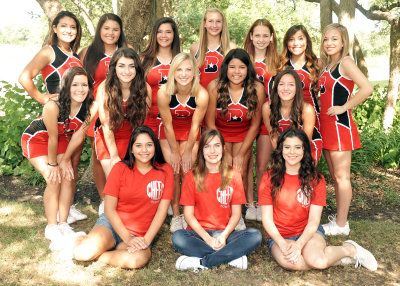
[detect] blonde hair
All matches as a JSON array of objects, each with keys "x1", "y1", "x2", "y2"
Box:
[
  {"x1": 165, "y1": 53, "x2": 200, "y2": 96},
  {"x1": 319, "y1": 23, "x2": 350, "y2": 71},
  {"x1": 197, "y1": 8, "x2": 231, "y2": 67}
]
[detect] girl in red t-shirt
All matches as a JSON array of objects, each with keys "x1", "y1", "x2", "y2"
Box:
[
  {"x1": 259, "y1": 128, "x2": 377, "y2": 271},
  {"x1": 172, "y1": 129, "x2": 262, "y2": 270},
  {"x1": 72, "y1": 126, "x2": 174, "y2": 268}
]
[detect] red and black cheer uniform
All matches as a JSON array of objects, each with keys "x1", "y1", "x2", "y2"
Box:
[
  {"x1": 255, "y1": 59, "x2": 274, "y2": 135},
  {"x1": 318, "y1": 60, "x2": 361, "y2": 151},
  {"x1": 197, "y1": 46, "x2": 224, "y2": 89}
]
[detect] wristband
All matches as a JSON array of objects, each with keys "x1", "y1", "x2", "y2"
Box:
[{"x1": 48, "y1": 162, "x2": 58, "y2": 167}]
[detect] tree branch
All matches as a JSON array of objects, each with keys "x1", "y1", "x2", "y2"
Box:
[
  {"x1": 70, "y1": 0, "x2": 95, "y2": 36},
  {"x1": 355, "y1": 2, "x2": 392, "y2": 21}
]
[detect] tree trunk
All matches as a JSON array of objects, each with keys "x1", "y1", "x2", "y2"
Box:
[
  {"x1": 320, "y1": 0, "x2": 332, "y2": 32},
  {"x1": 383, "y1": 19, "x2": 400, "y2": 130},
  {"x1": 36, "y1": 0, "x2": 64, "y2": 46},
  {"x1": 120, "y1": 0, "x2": 153, "y2": 52},
  {"x1": 353, "y1": 36, "x2": 369, "y2": 78},
  {"x1": 338, "y1": 0, "x2": 356, "y2": 57},
  {"x1": 156, "y1": 0, "x2": 172, "y2": 18}
]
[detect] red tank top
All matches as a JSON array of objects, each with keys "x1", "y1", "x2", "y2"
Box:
[
  {"x1": 254, "y1": 59, "x2": 273, "y2": 101},
  {"x1": 198, "y1": 46, "x2": 224, "y2": 89}
]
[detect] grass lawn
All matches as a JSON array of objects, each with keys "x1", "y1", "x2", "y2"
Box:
[{"x1": 1, "y1": 168, "x2": 399, "y2": 285}]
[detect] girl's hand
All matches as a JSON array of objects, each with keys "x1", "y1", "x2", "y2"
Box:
[
  {"x1": 59, "y1": 159, "x2": 74, "y2": 181},
  {"x1": 181, "y1": 150, "x2": 192, "y2": 174},
  {"x1": 282, "y1": 240, "x2": 301, "y2": 264},
  {"x1": 170, "y1": 152, "x2": 181, "y2": 175},
  {"x1": 233, "y1": 154, "x2": 244, "y2": 171},
  {"x1": 127, "y1": 237, "x2": 148, "y2": 253},
  {"x1": 205, "y1": 236, "x2": 218, "y2": 249},
  {"x1": 47, "y1": 164, "x2": 61, "y2": 184},
  {"x1": 327, "y1": 105, "x2": 347, "y2": 116},
  {"x1": 213, "y1": 235, "x2": 226, "y2": 250}
]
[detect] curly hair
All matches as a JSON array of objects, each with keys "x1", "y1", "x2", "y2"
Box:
[
  {"x1": 269, "y1": 69, "x2": 304, "y2": 138},
  {"x1": 49, "y1": 11, "x2": 82, "y2": 53},
  {"x1": 105, "y1": 48, "x2": 148, "y2": 131},
  {"x1": 243, "y1": 18, "x2": 279, "y2": 76},
  {"x1": 192, "y1": 129, "x2": 233, "y2": 192},
  {"x1": 217, "y1": 49, "x2": 259, "y2": 118},
  {"x1": 278, "y1": 25, "x2": 319, "y2": 94},
  {"x1": 141, "y1": 17, "x2": 181, "y2": 76},
  {"x1": 270, "y1": 128, "x2": 321, "y2": 202},
  {"x1": 58, "y1": 66, "x2": 93, "y2": 131},
  {"x1": 83, "y1": 13, "x2": 128, "y2": 84}
]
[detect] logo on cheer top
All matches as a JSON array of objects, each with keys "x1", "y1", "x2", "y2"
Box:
[
  {"x1": 147, "y1": 181, "x2": 164, "y2": 202},
  {"x1": 204, "y1": 56, "x2": 219, "y2": 73},
  {"x1": 226, "y1": 109, "x2": 243, "y2": 122},
  {"x1": 255, "y1": 67, "x2": 265, "y2": 82},
  {"x1": 158, "y1": 69, "x2": 169, "y2": 85},
  {"x1": 297, "y1": 188, "x2": 310, "y2": 208},
  {"x1": 216, "y1": 186, "x2": 233, "y2": 205}
]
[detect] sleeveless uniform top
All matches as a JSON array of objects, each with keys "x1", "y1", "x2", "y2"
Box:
[
  {"x1": 86, "y1": 53, "x2": 112, "y2": 137},
  {"x1": 94, "y1": 99, "x2": 134, "y2": 160},
  {"x1": 21, "y1": 102, "x2": 86, "y2": 158},
  {"x1": 41, "y1": 45, "x2": 82, "y2": 94},
  {"x1": 144, "y1": 58, "x2": 171, "y2": 135},
  {"x1": 318, "y1": 60, "x2": 361, "y2": 151},
  {"x1": 215, "y1": 88, "x2": 252, "y2": 142},
  {"x1": 159, "y1": 94, "x2": 197, "y2": 141},
  {"x1": 255, "y1": 59, "x2": 274, "y2": 135},
  {"x1": 197, "y1": 46, "x2": 224, "y2": 89},
  {"x1": 276, "y1": 112, "x2": 322, "y2": 162}
]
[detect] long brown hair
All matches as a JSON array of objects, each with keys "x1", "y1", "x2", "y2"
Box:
[
  {"x1": 48, "y1": 11, "x2": 82, "y2": 53},
  {"x1": 269, "y1": 69, "x2": 304, "y2": 138},
  {"x1": 243, "y1": 19, "x2": 279, "y2": 76},
  {"x1": 270, "y1": 128, "x2": 321, "y2": 202},
  {"x1": 197, "y1": 8, "x2": 231, "y2": 67},
  {"x1": 278, "y1": 25, "x2": 319, "y2": 94},
  {"x1": 217, "y1": 49, "x2": 259, "y2": 118},
  {"x1": 104, "y1": 48, "x2": 148, "y2": 131},
  {"x1": 192, "y1": 129, "x2": 233, "y2": 192}
]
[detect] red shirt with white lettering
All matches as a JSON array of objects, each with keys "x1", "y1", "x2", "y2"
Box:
[
  {"x1": 258, "y1": 170, "x2": 326, "y2": 238},
  {"x1": 180, "y1": 169, "x2": 246, "y2": 230},
  {"x1": 103, "y1": 162, "x2": 174, "y2": 237}
]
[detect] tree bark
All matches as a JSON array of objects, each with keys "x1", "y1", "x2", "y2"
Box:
[
  {"x1": 320, "y1": 0, "x2": 332, "y2": 32},
  {"x1": 353, "y1": 36, "x2": 369, "y2": 78},
  {"x1": 156, "y1": 0, "x2": 172, "y2": 18},
  {"x1": 383, "y1": 19, "x2": 400, "y2": 130},
  {"x1": 36, "y1": 0, "x2": 64, "y2": 46},
  {"x1": 70, "y1": 0, "x2": 95, "y2": 36},
  {"x1": 338, "y1": 0, "x2": 356, "y2": 57}
]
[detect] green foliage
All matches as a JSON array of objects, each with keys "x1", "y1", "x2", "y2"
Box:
[{"x1": 0, "y1": 79, "x2": 43, "y2": 175}]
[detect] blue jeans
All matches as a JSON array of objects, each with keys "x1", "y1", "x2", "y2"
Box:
[
  {"x1": 172, "y1": 228, "x2": 262, "y2": 268},
  {"x1": 267, "y1": 224, "x2": 326, "y2": 252}
]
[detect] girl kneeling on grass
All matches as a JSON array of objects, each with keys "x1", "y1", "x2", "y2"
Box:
[
  {"x1": 21, "y1": 66, "x2": 94, "y2": 249},
  {"x1": 172, "y1": 129, "x2": 262, "y2": 271},
  {"x1": 72, "y1": 126, "x2": 173, "y2": 268},
  {"x1": 259, "y1": 128, "x2": 377, "y2": 271}
]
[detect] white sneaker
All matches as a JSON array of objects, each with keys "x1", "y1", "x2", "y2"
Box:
[
  {"x1": 57, "y1": 232, "x2": 85, "y2": 260},
  {"x1": 343, "y1": 240, "x2": 378, "y2": 271},
  {"x1": 341, "y1": 256, "x2": 356, "y2": 266},
  {"x1": 170, "y1": 215, "x2": 184, "y2": 232},
  {"x1": 58, "y1": 222, "x2": 86, "y2": 237},
  {"x1": 322, "y1": 214, "x2": 350, "y2": 235},
  {"x1": 69, "y1": 204, "x2": 87, "y2": 221},
  {"x1": 168, "y1": 205, "x2": 173, "y2": 216},
  {"x1": 228, "y1": 255, "x2": 248, "y2": 270},
  {"x1": 235, "y1": 216, "x2": 246, "y2": 231},
  {"x1": 98, "y1": 200, "x2": 105, "y2": 216},
  {"x1": 57, "y1": 212, "x2": 76, "y2": 224},
  {"x1": 45, "y1": 224, "x2": 62, "y2": 241},
  {"x1": 175, "y1": 255, "x2": 207, "y2": 271},
  {"x1": 256, "y1": 205, "x2": 262, "y2": 222},
  {"x1": 245, "y1": 203, "x2": 257, "y2": 221}
]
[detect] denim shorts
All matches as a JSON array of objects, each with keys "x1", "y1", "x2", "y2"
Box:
[
  {"x1": 267, "y1": 224, "x2": 326, "y2": 252},
  {"x1": 95, "y1": 213, "x2": 133, "y2": 246}
]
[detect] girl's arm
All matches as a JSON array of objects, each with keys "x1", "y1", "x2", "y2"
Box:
[
  {"x1": 184, "y1": 205, "x2": 220, "y2": 250},
  {"x1": 181, "y1": 87, "x2": 209, "y2": 174},
  {"x1": 145, "y1": 83, "x2": 152, "y2": 118},
  {"x1": 205, "y1": 80, "x2": 218, "y2": 130},
  {"x1": 78, "y1": 46, "x2": 88, "y2": 61},
  {"x1": 327, "y1": 57, "x2": 373, "y2": 116},
  {"x1": 301, "y1": 103, "x2": 316, "y2": 142},
  {"x1": 189, "y1": 42, "x2": 200, "y2": 58},
  {"x1": 233, "y1": 82, "x2": 265, "y2": 170},
  {"x1": 214, "y1": 204, "x2": 241, "y2": 250},
  {"x1": 42, "y1": 100, "x2": 61, "y2": 184},
  {"x1": 59, "y1": 102, "x2": 99, "y2": 180},
  {"x1": 157, "y1": 88, "x2": 180, "y2": 174},
  {"x1": 97, "y1": 82, "x2": 121, "y2": 168},
  {"x1": 18, "y1": 46, "x2": 56, "y2": 105},
  {"x1": 262, "y1": 101, "x2": 277, "y2": 149}
]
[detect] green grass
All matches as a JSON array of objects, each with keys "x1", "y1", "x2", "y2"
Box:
[{"x1": 0, "y1": 199, "x2": 399, "y2": 285}]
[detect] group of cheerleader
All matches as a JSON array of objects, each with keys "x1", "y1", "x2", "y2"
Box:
[{"x1": 18, "y1": 8, "x2": 377, "y2": 271}]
